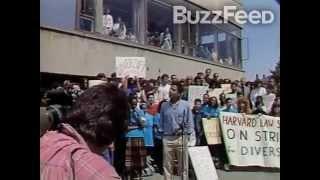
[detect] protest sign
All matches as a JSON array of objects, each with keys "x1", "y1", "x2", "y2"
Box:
[
  {"x1": 208, "y1": 88, "x2": 224, "y2": 98},
  {"x1": 115, "y1": 57, "x2": 146, "y2": 78},
  {"x1": 221, "y1": 84, "x2": 231, "y2": 93},
  {"x1": 202, "y1": 118, "x2": 222, "y2": 145},
  {"x1": 188, "y1": 86, "x2": 209, "y2": 107},
  {"x1": 88, "y1": 80, "x2": 105, "y2": 88},
  {"x1": 219, "y1": 112, "x2": 280, "y2": 168},
  {"x1": 263, "y1": 94, "x2": 276, "y2": 113},
  {"x1": 225, "y1": 93, "x2": 237, "y2": 100},
  {"x1": 188, "y1": 146, "x2": 219, "y2": 180}
]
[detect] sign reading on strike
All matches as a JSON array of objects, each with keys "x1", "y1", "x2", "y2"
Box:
[
  {"x1": 115, "y1": 57, "x2": 146, "y2": 78},
  {"x1": 219, "y1": 112, "x2": 280, "y2": 168}
]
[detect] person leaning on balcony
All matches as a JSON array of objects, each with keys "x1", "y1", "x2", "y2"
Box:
[
  {"x1": 102, "y1": 8, "x2": 113, "y2": 36},
  {"x1": 112, "y1": 17, "x2": 126, "y2": 40},
  {"x1": 160, "y1": 27, "x2": 172, "y2": 50},
  {"x1": 40, "y1": 84, "x2": 129, "y2": 180}
]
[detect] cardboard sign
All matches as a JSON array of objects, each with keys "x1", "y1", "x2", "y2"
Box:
[
  {"x1": 188, "y1": 146, "x2": 219, "y2": 180},
  {"x1": 225, "y1": 93, "x2": 237, "y2": 101},
  {"x1": 115, "y1": 57, "x2": 146, "y2": 78},
  {"x1": 208, "y1": 88, "x2": 224, "y2": 98},
  {"x1": 188, "y1": 86, "x2": 209, "y2": 107},
  {"x1": 202, "y1": 118, "x2": 222, "y2": 145},
  {"x1": 219, "y1": 112, "x2": 280, "y2": 168},
  {"x1": 88, "y1": 80, "x2": 106, "y2": 88},
  {"x1": 221, "y1": 84, "x2": 231, "y2": 93},
  {"x1": 263, "y1": 94, "x2": 276, "y2": 113}
]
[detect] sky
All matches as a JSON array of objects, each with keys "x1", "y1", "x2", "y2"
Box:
[{"x1": 242, "y1": 0, "x2": 280, "y2": 81}]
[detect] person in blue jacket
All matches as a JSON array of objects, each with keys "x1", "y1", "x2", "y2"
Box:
[
  {"x1": 222, "y1": 98, "x2": 238, "y2": 113},
  {"x1": 140, "y1": 102, "x2": 155, "y2": 177},
  {"x1": 201, "y1": 96, "x2": 225, "y2": 169},
  {"x1": 151, "y1": 100, "x2": 166, "y2": 174},
  {"x1": 201, "y1": 96, "x2": 220, "y2": 118},
  {"x1": 125, "y1": 96, "x2": 147, "y2": 179}
]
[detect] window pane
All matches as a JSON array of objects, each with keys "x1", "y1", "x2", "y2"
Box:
[
  {"x1": 103, "y1": 0, "x2": 135, "y2": 42},
  {"x1": 218, "y1": 32, "x2": 241, "y2": 67},
  {"x1": 80, "y1": 17, "x2": 94, "y2": 32},
  {"x1": 197, "y1": 24, "x2": 218, "y2": 62},
  {"x1": 147, "y1": 0, "x2": 174, "y2": 51},
  {"x1": 81, "y1": 0, "x2": 95, "y2": 16},
  {"x1": 40, "y1": 0, "x2": 76, "y2": 30}
]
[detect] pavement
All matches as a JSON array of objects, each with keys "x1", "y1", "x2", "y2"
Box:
[{"x1": 144, "y1": 170, "x2": 280, "y2": 180}]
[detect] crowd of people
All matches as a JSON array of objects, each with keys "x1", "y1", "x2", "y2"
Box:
[{"x1": 40, "y1": 69, "x2": 280, "y2": 180}]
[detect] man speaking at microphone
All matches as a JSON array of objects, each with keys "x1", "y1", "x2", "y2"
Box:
[{"x1": 160, "y1": 82, "x2": 194, "y2": 180}]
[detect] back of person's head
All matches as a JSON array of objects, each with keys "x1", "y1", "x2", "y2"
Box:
[
  {"x1": 194, "y1": 98, "x2": 201, "y2": 104},
  {"x1": 97, "y1": 73, "x2": 106, "y2": 79},
  {"x1": 46, "y1": 89, "x2": 73, "y2": 106},
  {"x1": 161, "y1": 74, "x2": 169, "y2": 80},
  {"x1": 63, "y1": 84, "x2": 129, "y2": 147},
  {"x1": 40, "y1": 107, "x2": 52, "y2": 137}
]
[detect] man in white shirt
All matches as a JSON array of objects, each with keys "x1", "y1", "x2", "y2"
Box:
[
  {"x1": 157, "y1": 74, "x2": 171, "y2": 101},
  {"x1": 102, "y1": 9, "x2": 113, "y2": 36},
  {"x1": 250, "y1": 80, "x2": 267, "y2": 108},
  {"x1": 263, "y1": 85, "x2": 276, "y2": 113}
]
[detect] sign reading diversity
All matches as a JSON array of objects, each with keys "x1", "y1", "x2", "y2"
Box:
[
  {"x1": 115, "y1": 57, "x2": 146, "y2": 78},
  {"x1": 219, "y1": 112, "x2": 280, "y2": 168}
]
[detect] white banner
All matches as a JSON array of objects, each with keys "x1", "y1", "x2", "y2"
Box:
[
  {"x1": 188, "y1": 146, "x2": 219, "y2": 180},
  {"x1": 188, "y1": 86, "x2": 209, "y2": 107},
  {"x1": 115, "y1": 57, "x2": 146, "y2": 78},
  {"x1": 88, "y1": 80, "x2": 106, "y2": 88},
  {"x1": 219, "y1": 112, "x2": 280, "y2": 168}
]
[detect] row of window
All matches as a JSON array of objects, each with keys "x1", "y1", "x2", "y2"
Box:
[{"x1": 41, "y1": 0, "x2": 242, "y2": 69}]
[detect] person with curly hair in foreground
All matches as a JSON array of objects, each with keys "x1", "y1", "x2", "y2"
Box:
[{"x1": 40, "y1": 84, "x2": 129, "y2": 180}]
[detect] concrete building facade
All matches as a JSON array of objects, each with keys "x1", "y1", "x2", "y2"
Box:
[{"x1": 41, "y1": 0, "x2": 245, "y2": 85}]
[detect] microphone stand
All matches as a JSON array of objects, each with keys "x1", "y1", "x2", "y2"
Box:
[{"x1": 181, "y1": 109, "x2": 188, "y2": 180}]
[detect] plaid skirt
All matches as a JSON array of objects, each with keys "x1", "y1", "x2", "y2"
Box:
[{"x1": 125, "y1": 137, "x2": 147, "y2": 173}]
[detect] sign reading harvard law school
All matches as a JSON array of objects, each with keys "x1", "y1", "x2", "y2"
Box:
[{"x1": 219, "y1": 112, "x2": 280, "y2": 168}]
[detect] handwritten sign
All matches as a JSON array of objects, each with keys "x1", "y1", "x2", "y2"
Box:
[
  {"x1": 202, "y1": 118, "x2": 222, "y2": 145},
  {"x1": 88, "y1": 80, "x2": 106, "y2": 88},
  {"x1": 208, "y1": 88, "x2": 224, "y2": 98},
  {"x1": 188, "y1": 146, "x2": 219, "y2": 180},
  {"x1": 263, "y1": 94, "x2": 276, "y2": 113},
  {"x1": 115, "y1": 57, "x2": 146, "y2": 78},
  {"x1": 221, "y1": 84, "x2": 231, "y2": 93},
  {"x1": 188, "y1": 86, "x2": 209, "y2": 107},
  {"x1": 219, "y1": 112, "x2": 280, "y2": 168}
]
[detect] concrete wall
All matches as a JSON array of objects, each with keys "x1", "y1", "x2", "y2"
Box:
[{"x1": 40, "y1": 27, "x2": 244, "y2": 80}]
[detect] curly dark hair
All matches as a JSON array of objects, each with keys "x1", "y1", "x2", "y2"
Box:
[{"x1": 63, "y1": 84, "x2": 129, "y2": 147}]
